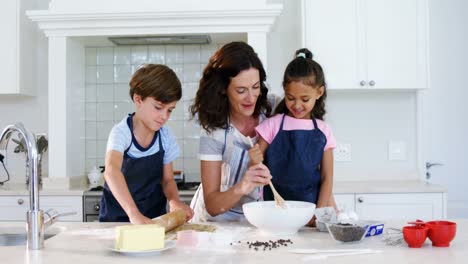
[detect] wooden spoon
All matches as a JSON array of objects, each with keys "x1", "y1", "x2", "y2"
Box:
[{"x1": 246, "y1": 136, "x2": 287, "y2": 209}]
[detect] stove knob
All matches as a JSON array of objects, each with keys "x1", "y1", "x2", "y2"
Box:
[{"x1": 94, "y1": 203, "x2": 100, "y2": 211}]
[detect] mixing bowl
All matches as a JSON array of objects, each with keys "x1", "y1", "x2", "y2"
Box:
[
  {"x1": 403, "y1": 225, "x2": 428, "y2": 248},
  {"x1": 243, "y1": 201, "x2": 316, "y2": 236},
  {"x1": 426, "y1": 221, "x2": 457, "y2": 247}
]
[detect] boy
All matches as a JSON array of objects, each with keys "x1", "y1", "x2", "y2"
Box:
[{"x1": 99, "y1": 64, "x2": 193, "y2": 224}]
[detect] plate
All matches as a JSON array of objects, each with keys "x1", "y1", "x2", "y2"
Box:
[{"x1": 109, "y1": 240, "x2": 176, "y2": 256}]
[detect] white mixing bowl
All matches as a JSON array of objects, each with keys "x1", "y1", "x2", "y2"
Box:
[{"x1": 243, "y1": 201, "x2": 316, "y2": 236}]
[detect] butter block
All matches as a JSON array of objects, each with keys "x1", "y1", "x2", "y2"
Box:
[{"x1": 115, "y1": 224, "x2": 165, "y2": 251}]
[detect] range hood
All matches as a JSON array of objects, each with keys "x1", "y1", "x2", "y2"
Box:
[{"x1": 108, "y1": 35, "x2": 211, "y2": 45}]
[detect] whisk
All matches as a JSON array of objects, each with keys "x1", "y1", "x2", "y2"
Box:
[{"x1": 382, "y1": 227, "x2": 404, "y2": 246}]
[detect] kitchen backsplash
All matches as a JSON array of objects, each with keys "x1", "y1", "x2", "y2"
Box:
[{"x1": 84, "y1": 44, "x2": 224, "y2": 182}]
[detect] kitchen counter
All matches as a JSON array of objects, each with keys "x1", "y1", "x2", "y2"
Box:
[
  {"x1": 0, "y1": 180, "x2": 446, "y2": 196},
  {"x1": 0, "y1": 220, "x2": 465, "y2": 264},
  {"x1": 0, "y1": 183, "x2": 85, "y2": 196},
  {"x1": 333, "y1": 180, "x2": 447, "y2": 194}
]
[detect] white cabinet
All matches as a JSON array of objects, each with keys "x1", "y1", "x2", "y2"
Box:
[
  {"x1": 354, "y1": 193, "x2": 445, "y2": 221},
  {"x1": 0, "y1": 0, "x2": 36, "y2": 95},
  {"x1": 0, "y1": 195, "x2": 83, "y2": 222},
  {"x1": 334, "y1": 194, "x2": 355, "y2": 212},
  {"x1": 333, "y1": 192, "x2": 445, "y2": 221},
  {"x1": 302, "y1": 0, "x2": 428, "y2": 89}
]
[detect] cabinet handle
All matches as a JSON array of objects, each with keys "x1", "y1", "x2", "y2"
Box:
[
  {"x1": 94, "y1": 203, "x2": 100, "y2": 212},
  {"x1": 357, "y1": 197, "x2": 364, "y2": 203},
  {"x1": 360, "y1": 80, "x2": 366, "y2": 86},
  {"x1": 369, "y1": 80, "x2": 375, "y2": 86},
  {"x1": 17, "y1": 199, "x2": 24, "y2": 205}
]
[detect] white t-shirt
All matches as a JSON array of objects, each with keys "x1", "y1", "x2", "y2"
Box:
[{"x1": 106, "y1": 114, "x2": 180, "y2": 165}]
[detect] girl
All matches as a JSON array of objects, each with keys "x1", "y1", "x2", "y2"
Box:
[
  {"x1": 250, "y1": 48, "x2": 336, "y2": 222},
  {"x1": 99, "y1": 64, "x2": 193, "y2": 224}
]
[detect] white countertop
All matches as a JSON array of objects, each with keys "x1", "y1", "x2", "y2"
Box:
[
  {"x1": 333, "y1": 180, "x2": 447, "y2": 194},
  {"x1": 0, "y1": 183, "x2": 85, "y2": 196},
  {"x1": 0, "y1": 180, "x2": 447, "y2": 197},
  {"x1": 0, "y1": 220, "x2": 465, "y2": 264}
]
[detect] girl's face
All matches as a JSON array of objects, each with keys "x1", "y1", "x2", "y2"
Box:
[
  {"x1": 285, "y1": 81, "x2": 324, "y2": 119},
  {"x1": 134, "y1": 95, "x2": 177, "y2": 131},
  {"x1": 226, "y1": 67, "x2": 261, "y2": 119}
]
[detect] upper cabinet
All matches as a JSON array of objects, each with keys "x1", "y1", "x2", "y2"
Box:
[
  {"x1": 302, "y1": 0, "x2": 428, "y2": 90},
  {"x1": 0, "y1": 0, "x2": 36, "y2": 96}
]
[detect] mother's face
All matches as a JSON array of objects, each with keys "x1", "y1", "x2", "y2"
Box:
[{"x1": 226, "y1": 67, "x2": 261, "y2": 118}]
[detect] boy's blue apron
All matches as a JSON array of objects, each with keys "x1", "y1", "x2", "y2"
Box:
[
  {"x1": 264, "y1": 114, "x2": 327, "y2": 204},
  {"x1": 99, "y1": 130, "x2": 166, "y2": 222}
]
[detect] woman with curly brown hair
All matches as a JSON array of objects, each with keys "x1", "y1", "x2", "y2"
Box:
[{"x1": 189, "y1": 42, "x2": 280, "y2": 222}]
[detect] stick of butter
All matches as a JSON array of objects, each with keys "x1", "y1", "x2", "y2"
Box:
[{"x1": 115, "y1": 224, "x2": 165, "y2": 251}]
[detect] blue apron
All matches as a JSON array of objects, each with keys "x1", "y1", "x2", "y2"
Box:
[
  {"x1": 99, "y1": 126, "x2": 166, "y2": 222},
  {"x1": 264, "y1": 114, "x2": 327, "y2": 204}
]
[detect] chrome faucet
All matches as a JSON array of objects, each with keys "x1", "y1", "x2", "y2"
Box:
[{"x1": 0, "y1": 123, "x2": 43, "y2": 250}]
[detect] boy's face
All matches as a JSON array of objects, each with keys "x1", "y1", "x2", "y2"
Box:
[{"x1": 135, "y1": 95, "x2": 177, "y2": 131}]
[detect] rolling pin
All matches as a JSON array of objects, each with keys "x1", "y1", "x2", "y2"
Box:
[{"x1": 152, "y1": 210, "x2": 187, "y2": 233}]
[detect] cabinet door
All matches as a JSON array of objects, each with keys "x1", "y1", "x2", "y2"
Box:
[
  {"x1": 42, "y1": 196, "x2": 83, "y2": 222},
  {"x1": 334, "y1": 194, "x2": 355, "y2": 212},
  {"x1": 355, "y1": 193, "x2": 444, "y2": 221},
  {"x1": 303, "y1": 0, "x2": 428, "y2": 90},
  {"x1": 0, "y1": 196, "x2": 29, "y2": 221},
  {"x1": 0, "y1": 196, "x2": 83, "y2": 222},
  {"x1": 303, "y1": 0, "x2": 361, "y2": 89},
  {"x1": 0, "y1": 0, "x2": 18, "y2": 94},
  {"x1": 365, "y1": 0, "x2": 428, "y2": 89}
]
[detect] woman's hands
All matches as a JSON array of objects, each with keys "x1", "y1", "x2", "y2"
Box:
[
  {"x1": 170, "y1": 200, "x2": 194, "y2": 221},
  {"x1": 235, "y1": 163, "x2": 272, "y2": 195}
]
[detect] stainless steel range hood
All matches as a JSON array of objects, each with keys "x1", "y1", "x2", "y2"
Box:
[{"x1": 108, "y1": 35, "x2": 211, "y2": 45}]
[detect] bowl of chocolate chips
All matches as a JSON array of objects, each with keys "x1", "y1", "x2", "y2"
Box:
[{"x1": 326, "y1": 222, "x2": 370, "y2": 243}]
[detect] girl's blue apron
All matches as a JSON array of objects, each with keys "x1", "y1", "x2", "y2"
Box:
[
  {"x1": 99, "y1": 123, "x2": 166, "y2": 222},
  {"x1": 264, "y1": 114, "x2": 327, "y2": 204}
]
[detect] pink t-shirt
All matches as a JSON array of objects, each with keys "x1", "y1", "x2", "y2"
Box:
[{"x1": 255, "y1": 114, "x2": 336, "y2": 151}]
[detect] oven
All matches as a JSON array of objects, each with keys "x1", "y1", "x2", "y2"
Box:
[{"x1": 83, "y1": 190, "x2": 102, "y2": 222}]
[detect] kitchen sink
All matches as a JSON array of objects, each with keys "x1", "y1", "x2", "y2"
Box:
[
  {"x1": 0, "y1": 227, "x2": 62, "y2": 247},
  {"x1": 0, "y1": 233, "x2": 56, "y2": 246}
]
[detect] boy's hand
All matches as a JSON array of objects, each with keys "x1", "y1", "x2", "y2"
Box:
[
  {"x1": 129, "y1": 211, "x2": 153, "y2": 225},
  {"x1": 248, "y1": 144, "x2": 263, "y2": 165},
  {"x1": 170, "y1": 200, "x2": 194, "y2": 221}
]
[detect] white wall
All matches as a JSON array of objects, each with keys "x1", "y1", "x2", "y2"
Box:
[
  {"x1": 0, "y1": 0, "x2": 49, "y2": 183},
  {"x1": 327, "y1": 91, "x2": 418, "y2": 181},
  {"x1": 424, "y1": 0, "x2": 468, "y2": 218},
  {"x1": 267, "y1": 0, "x2": 301, "y2": 94}
]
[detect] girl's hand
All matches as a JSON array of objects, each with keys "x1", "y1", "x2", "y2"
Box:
[
  {"x1": 170, "y1": 200, "x2": 194, "y2": 221},
  {"x1": 248, "y1": 143, "x2": 264, "y2": 165},
  {"x1": 129, "y1": 211, "x2": 153, "y2": 225},
  {"x1": 236, "y1": 163, "x2": 272, "y2": 195},
  {"x1": 306, "y1": 215, "x2": 317, "y2": 227}
]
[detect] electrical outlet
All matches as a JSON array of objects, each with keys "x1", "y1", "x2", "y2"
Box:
[
  {"x1": 388, "y1": 140, "x2": 407, "y2": 160},
  {"x1": 334, "y1": 143, "x2": 352, "y2": 162}
]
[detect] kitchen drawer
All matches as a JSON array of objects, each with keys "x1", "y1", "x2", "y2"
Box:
[{"x1": 0, "y1": 195, "x2": 83, "y2": 222}]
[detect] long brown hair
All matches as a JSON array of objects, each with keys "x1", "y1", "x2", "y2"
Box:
[
  {"x1": 275, "y1": 48, "x2": 327, "y2": 120},
  {"x1": 190, "y1": 42, "x2": 272, "y2": 133}
]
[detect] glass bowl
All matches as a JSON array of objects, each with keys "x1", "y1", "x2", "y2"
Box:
[{"x1": 326, "y1": 222, "x2": 370, "y2": 243}]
